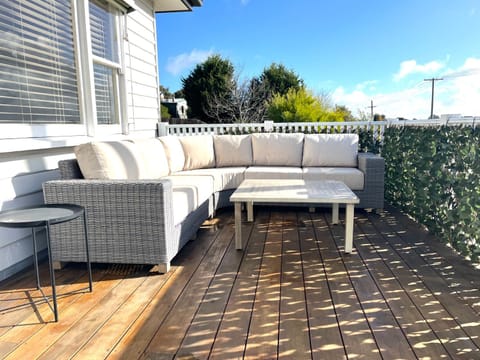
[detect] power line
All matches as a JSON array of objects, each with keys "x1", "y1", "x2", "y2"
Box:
[{"x1": 424, "y1": 77, "x2": 443, "y2": 119}]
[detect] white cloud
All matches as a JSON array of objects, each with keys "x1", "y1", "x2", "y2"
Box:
[
  {"x1": 332, "y1": 58, "x2": 480, "y2": 119},
  {"x1": 240, "y1": 0, "x2": 251, "y2": 5},
  {"x1": 393, "y1": 59, "x2": 445, "y2": 82},
  {"x1": 166, "y1": 49, "x2": 214, "y2": 76}
]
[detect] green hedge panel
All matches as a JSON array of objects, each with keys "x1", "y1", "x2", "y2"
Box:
[{"x1": 383, "y1": 126, "x2": 480, "y2": 262}]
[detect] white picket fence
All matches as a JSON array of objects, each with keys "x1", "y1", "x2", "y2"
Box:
[{"x1": 157, "y1": 117, "x2": 479, "y2": 137}]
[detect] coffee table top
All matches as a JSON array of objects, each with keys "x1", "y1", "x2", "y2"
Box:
[{"x1": 230, "y1": 179, "x2": 359, "y2": 204}]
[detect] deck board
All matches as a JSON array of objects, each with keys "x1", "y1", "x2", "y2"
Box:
[{"x1": 1, "y1": 206, "x2": 479, "y2": 359}]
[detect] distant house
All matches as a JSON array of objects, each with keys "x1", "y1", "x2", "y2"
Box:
[
  {"x1": 161, "y1": 98, "x2": 189, "y2": 119},
  {"x1": 0, "y1": 0, "x2": 202, "y2": 281}
]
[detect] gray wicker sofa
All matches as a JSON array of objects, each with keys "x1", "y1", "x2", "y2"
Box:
[{"x1": 43, "y1": 133, "x2": 384, "y2": 273}]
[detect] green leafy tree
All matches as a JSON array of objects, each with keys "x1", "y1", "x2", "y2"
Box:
[
  {"x1": 259, "y1": 63, "x2": 303, "y2": 98},
  {"x1": 181, "y1": 54, "x2": 235, "y2": 122},
  {"x1": 161, "y1": 104, "x2": 171, "y2": 119},
  {"x1": 159, "y1": 85, "x2": 173, "y2": 99},
  {"x1": 335, "y1": 105, "x2": 356, "y2": 121},
  {"x1": 267, "y1": 88, "x2": 344, "y2": 122}
]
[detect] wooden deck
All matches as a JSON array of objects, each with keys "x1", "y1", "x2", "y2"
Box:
[{"x1": 0, "y1": 205, "x2": 479, "y2": 359}]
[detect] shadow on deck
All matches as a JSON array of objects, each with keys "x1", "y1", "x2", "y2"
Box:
[{"x1": 0, "y1": 205, "x2": 479, "y2": 359}]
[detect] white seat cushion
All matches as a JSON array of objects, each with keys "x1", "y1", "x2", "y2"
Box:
[
  {"x1": 164, "y1": 175, "x2": 215, "y2": 225},
  {"x1": 74, "y1": 141, "x2": 148, "y2": 180},
  {"x1": 159, "y1": 136, "x2": 186, "y2": 173},
  {"x1": 245, "y1": 166, "x2": 303, "y2": 180},
  {"x1": 176, "y1": 167, "x2": 246, "y2": 192},
  {"x1": 251, "y1": 133, "x2": 304, "y2": 166},
  {"x1": 213, "y1": 134, "x2": 253, "y2": 167},
  {"x1": 302, "y1": 167, "x2": 364, "y2": 190},
  {"x1": 179, "y1": 135, "x2": 216, "y2": 170},
  {"x1": 303, "y1": 134, "x2": 358, "y2": 167}
]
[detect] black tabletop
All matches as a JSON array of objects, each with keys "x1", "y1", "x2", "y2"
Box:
[{"x1": 0, "y1": 204, "x2": 85, "y2": 228}]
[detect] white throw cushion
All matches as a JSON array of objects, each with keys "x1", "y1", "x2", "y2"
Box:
[
  {"x1": 159, "y1": 136, "x2": 185, "y2": 173},
  {"x1": 251, "y1": 133, "x2": 304, "y2": 166},
  {"x1": 245, "y1": 166, "x2": 303, "y2": 180},
  {"x1": 74, "y1": 141, "x2": 147, "y2": 180},
  {"x1": 179, "y1": 135, "x2": 216, "y2": 170},
  {"x1": 302, "y1": 134, "x2": 358, "y2": 167},
  {"x1": 213, "y1": 135, "x2": 253, "y2": 167},
  {"x1": 302, "y1": 167, "x2": 364, "y2": 190},
  {"x1": 130, "y1": 138, "x2": 169, "y2": 178}
]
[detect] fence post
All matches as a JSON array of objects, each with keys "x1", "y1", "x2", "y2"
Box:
[{"x1": 157, "y1": 122, "x2": 169, "y2": 136}]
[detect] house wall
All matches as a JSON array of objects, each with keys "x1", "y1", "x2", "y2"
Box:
[{"x1": 0, "y1": 0, "x2": 161, "y2": 281}]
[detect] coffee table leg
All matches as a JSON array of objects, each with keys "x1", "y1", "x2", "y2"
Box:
[
  {"x1": 247, "y1": 201, "x2": 254, "y2": 222},
  {"x1": 345, "y1": 204, "x2": 354, "y2": 253},
  {"x1": 235, "y1": 202, "x2": 243, "y2": 250},
  {"x1": 332, "y1": 203, "x2": 339, "y2": 224}
]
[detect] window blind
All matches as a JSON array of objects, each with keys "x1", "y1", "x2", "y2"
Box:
[
  {"x1": 0, "y1": 0, "x2": 80, "y2": 124},
  {"x1": 90, "y1": 0, "x2": 121, "y2": 125}
]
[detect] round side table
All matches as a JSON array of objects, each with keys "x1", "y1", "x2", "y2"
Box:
[{"x1": 0, "y1": 204, "x2": 93, "y2": 322}]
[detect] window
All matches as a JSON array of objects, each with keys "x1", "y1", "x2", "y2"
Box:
[
  {"x1": 89, "y1": 0, "x2": 123, "y2": 125},
  {"x1": 0, "y1": 0, "x2": 80, "y2": 124},
  {"x1": 0, "y1": 0, "x2": 129, "y2": 136}
]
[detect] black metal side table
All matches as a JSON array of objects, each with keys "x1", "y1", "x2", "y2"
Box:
[{"x1": 0, "y1": 204, "x2": 93, "y2": 322}]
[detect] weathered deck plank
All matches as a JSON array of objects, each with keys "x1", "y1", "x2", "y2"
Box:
[{"x1": 0, "y1": 206, "x2": 479, "y2": 360}]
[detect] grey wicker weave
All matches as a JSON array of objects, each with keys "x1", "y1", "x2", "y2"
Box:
[
  {"x1": 43, "y1": 160, "x2": 210, "y2": 273},
  {"x1": 43, "y1": 151, "x2": 384, "y2": 273}
]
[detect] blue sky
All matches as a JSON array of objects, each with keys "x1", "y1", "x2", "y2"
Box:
[{"x1": 155, "y1": 0, "x2": 480, "y2": 119}]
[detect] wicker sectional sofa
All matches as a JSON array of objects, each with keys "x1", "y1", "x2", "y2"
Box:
[{"x1": 43, "y1": 133, "x2": 384, "y2": 273}]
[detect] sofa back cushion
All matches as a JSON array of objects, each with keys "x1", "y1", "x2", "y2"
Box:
[
  {"x1": 74, "y1": 141, "x2": 148, "y2": 180},
  {"x1": 302, "y1": 134, "x2": 358, "y2": 167},
  {"x1": 179, "y1": 135, "x2": 216, "y2": 170},
  {"x1": 213, "y1": 134, "x2": 253, "y2": 167},
  {"x1": 251, "y1": 133, "x2": 304, "y2": 166},
  {"x1": 130, "y1": 138, "x2": 169, "y2": 178},
  {"x1": 159, "y1": 136, "x2": 186, "y2": 173}
]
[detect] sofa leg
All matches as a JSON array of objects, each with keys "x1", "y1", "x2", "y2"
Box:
[
  {"x1": 157, "y1": 262, "x2": 171, "y2": 274},
  {"x1": 53, "y1": 261, "x2": 65, "y2": 270}
]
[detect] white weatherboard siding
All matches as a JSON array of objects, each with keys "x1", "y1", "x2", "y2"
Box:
[
  {"x1": 125, "y1": 0, "x2": 161, "y2": 132},
  {"x1": 0, "y1": 0, "x2": 160, "y2": 280}
]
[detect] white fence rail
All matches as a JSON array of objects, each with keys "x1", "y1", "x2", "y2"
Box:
[{"x1": 158, "y1": 118, "x2": 479, "y2": 137}]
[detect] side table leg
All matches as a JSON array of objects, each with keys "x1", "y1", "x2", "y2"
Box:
[
  {"x1": 234, "y1": 202, "x2": 243, "y2": 250},
  {"x1": 32, "y1": 228, "x2": 41, "y2": 289},
  {"x1": 83, "y1": 212, "x2": 93, "y2": 292},
  {"x1": 45, "y1": 223, "x2": 58, "y2": 322},
  {"x1": 332, "y1": 203, "x2": 339, "y2": 224},
  {"x1": 345, "y1": 204, "x2": 354, "y2": 253}
]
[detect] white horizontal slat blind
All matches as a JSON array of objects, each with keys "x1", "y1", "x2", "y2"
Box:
[
  {"x1": 89, "y1": 0, "x2": 122, "y2": 125},
  {"x1": 0, "y1": 0, "x2": 80, "y2": 124}
]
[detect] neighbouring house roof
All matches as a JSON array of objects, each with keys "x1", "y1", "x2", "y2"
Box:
[{"x1": 154, "y1": 0, "x2": 203, "y2": 13}]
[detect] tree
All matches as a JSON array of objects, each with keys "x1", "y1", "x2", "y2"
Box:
[
  {"x1": 334, "y1": 105, "x2": 356, "y2": 121},
  {"x1": 259, "y1": 63, "x2": 303, "y2": 98},
  {"x1": 181, "y1": 54, "x2": 235, "y2": 122},
  {"x1": 161, "y1": 104, "x2": 171, "y2": 119},
  {"x1": 159, "y1": 85, "x2": 173, "y2": 99},
  {"x1": 267, "y1": 88, "x2": 344, "y2": 123},
  {"x1": 204, "y1": 75, "x2": 269, "y2": 123}
]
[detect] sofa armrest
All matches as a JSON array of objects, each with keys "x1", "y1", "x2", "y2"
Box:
[
  {"x1": 358, "y1": 152, "x2": 385, "y2": 175},
  {"x1": 42, "y1": 179, "x2": 175, "y2": 264},
  {"x1": 357, "y1": 152, "x2": 385, "y2": 208}
]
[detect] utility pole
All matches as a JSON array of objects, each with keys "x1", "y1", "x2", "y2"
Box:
[
  {"x1": 366, "y1": 100, "x2": 376, "y2": 120},
  {"x1": 424, "y1": 78, "x2": 443, "y2": 119}
]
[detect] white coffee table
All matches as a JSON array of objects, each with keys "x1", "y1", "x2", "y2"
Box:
[{"x1": 230, "y1": 179, "x2": 360, "y2": 253}]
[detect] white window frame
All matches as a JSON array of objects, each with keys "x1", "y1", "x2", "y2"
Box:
[{"x1": 0, "y1": 0, "x2": 129, "y2": 149}]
